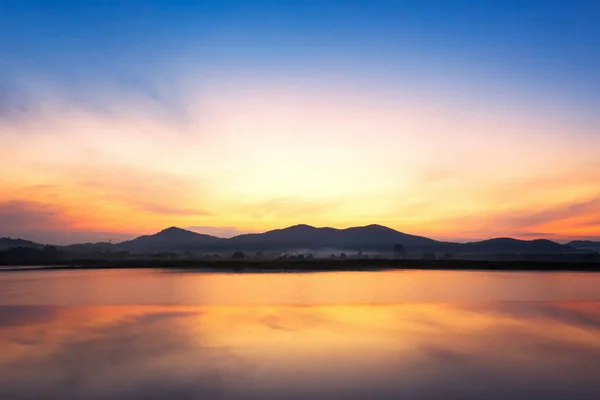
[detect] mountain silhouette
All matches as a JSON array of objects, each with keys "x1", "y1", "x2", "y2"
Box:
[
  {"x1": 110, "y1": 225, "x2": 575, "y2": 254},
  {"x1": 227, "y1": 224, "x2": 439, "y2": 251},
  {"x1": 115, "y1": 227, "x2": 224, "y2": 252},
  {"x1": 567, "y1": 240, "x2": 600, "y2": 251},
  {"x1": 0, "y1": 237, "x2": 43, "y2": 250},
  {"x1": 461, "y1": 238, "x2": 571, "y2": 253},
  {"x1": 1, "y1": 225, "x2": 582, "y2": 255}
]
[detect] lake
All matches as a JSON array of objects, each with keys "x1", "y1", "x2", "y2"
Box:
[{"x1": 1, "y1": 269, "x2": 599, "y2": 399}]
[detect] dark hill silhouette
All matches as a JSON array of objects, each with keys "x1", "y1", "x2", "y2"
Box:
[
  {"x1": 66, "y1": 242, "x2": 113, "y2": 250},
  {"x1": 115, "y1": 227, "x2": 224, "y2": 252},
  {"x1": 65, "y1": 242, "x2": 115, "y2": 256},
  {"x1": 567, "y1": 240, "x2": 600, "y2": 251},
  {"x1": 461, "y1": 238, "x2": 573, "y2": 253},
  {"x1": 227, "y1": 224, "x2": 440, "y2": 251},
  {"x1": 0, "y1": 225, "x2": 580, "y2": 255},
  {"x1": 0, "y1": 245, "x2": 63, "y2": 264},
  {"x1": 0, "y1": 237, "x2": 43, "y2": 250}
]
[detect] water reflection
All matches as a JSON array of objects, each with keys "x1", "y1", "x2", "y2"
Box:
[
  {"x1": 1, "y1": 269, "x2": 600, "y2": 305},
  {"x1": 1, "y1": 302, "x2": 599, "y2": 399}
]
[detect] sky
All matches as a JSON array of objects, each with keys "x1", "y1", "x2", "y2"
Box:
[{"x1": 1, "y1": 0, "x2": 600, "y2": 244}]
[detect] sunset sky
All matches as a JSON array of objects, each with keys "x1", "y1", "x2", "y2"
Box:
[{"x1": 1, "y1": 0, "x2": 600, "y2": 244}]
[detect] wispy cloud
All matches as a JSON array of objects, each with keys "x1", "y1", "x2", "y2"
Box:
[
  {"x1": 60, "y1": 163, "x2": 212, "y2": 217},
  {"x1": 429, "y1": 194, "x2": 600, "y2": 240},
  {"x1": 492, "y1": 196, "x2": 600, "y2": 230},
  {"x1": 0, "y1": 81, "x2": 31, "y2": 123},
  {"x1": 0, "y1": 200, "x2": 68, "y2": 231}
]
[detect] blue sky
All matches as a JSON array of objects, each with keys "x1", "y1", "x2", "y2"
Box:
[{"x1": 3, "y1": 1, "x2": 600, "y2": 116}]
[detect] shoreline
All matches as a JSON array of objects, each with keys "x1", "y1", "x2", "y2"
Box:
[{"x1": 1, "y1": 258, "x2": 599, "y2": 273}]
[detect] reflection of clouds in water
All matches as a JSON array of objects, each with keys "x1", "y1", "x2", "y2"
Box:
[
  {"x1": 419, "y1": 345, "x2": 473, "y2": 365},
  {"x1": 419, "y1": 303, "x2": 600, "y2": 368},
  {"x1": 0, "y1": 304, "x2": 599, "y2": 400},
  {"x1": 0, "y1": 305, "x2": 56, "y2": 327},
  {"x1": 255, "y1": 308, "x2": 335, "y2": 332},
  {"x1": 485, "y1": 302, "x2": 600, "y2": 329},
  {"x1": 0, "y1": 308, "x2": 249, "y2": 400}
]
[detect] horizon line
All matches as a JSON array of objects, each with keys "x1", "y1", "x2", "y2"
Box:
[{"x1": 2, "y1": 223, "x2": 598, "y2": 247}]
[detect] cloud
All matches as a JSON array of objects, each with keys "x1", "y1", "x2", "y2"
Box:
[
  {"x1": 0, "y1": 164, "x2": 212, "y2": 243},
  {"x1": 0, "y1": 306, "x2": 56, "y2": 328},
  {"x1": 430, "y1": 194, "x2": 600, "y2": 240},
  {"x1": 495, "y1": 197, "x2": 600, "y2": 229},
  {"x1": 0, "y1": 82, "x2": 31, "y2": 122},
  {"x1": 485, "y1": 303, "x2": 600, "y2": 330},
  {"x1": 0, "y1": 198, "x2": 143, "y2": 244},
  {"x1": 59, "y1": 163, "x2": 212, "y2": 217},
  {"x1": 0, "y1": 200, "x2": 68, "y2": 231},
  {"x1": 0, "y1": 68, "x2": 188, "y2": 130},
  {"x1": 0, "y1": 308, "x2": 242, "y2": 400}
]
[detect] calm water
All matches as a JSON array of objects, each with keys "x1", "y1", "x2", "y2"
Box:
[{"x1": 1, "y1": 269, "x2": 599, "y2": 399}]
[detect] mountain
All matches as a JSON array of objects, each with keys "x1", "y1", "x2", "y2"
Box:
[
  {"x1": 1, "y1": 225, "x2": 581, "y2": 256},
  {"x1": 75, "y1": 226, "x2": 581, "y2": 254},
  {"x1": 461, "y1": 238, "x2": 573, "y2": 253},
  {"x1": 226, "y1": 227, "x2": 576, "y2": 254},
  {"x1": 0, "y1": 237, "x2": 44, "y2": 250},
  {"x1": 567, "y1": 240, "x2": 600, "y2": 251},
  {"x1": 227, "y1": 224, "x2": 441, "y2": 252},
  {"x1": 116, "y1": 227, "x2": 224, "y2": 253}
]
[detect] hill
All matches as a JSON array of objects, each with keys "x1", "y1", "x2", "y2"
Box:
[
  {"x1": 567, "y1": 240, "x2": 600, "y2": 251},
  {"x1": 0, "y1": 225, "x2": 581, "y2": 256},
  {"x1": 0, "y1": 237, "x2": 44, "y2": 250},
  {"x1": 227, "y1": 224, "x2": 440, "y2": 252},
  {"x1": 115, "y1": 227, "x2": 224, "y2": 253},
  {"x1": 463, "y1": 238, "x2": 575, "y2": 253},
  {"x1": 461, "y1": 238, "x2": 573, "y2": 254}
]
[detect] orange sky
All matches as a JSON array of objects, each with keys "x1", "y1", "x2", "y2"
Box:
[{"x1": 1, "y1": 80, "x2": 599, "y2": 244}]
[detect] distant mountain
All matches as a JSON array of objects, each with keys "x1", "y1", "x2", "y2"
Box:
[
  {"x1": 1, "y1": 225, "x2": 582, "y2": 256},
  {"x1": 227, "y1": 224, "x2": 440, "y2": 252},
  {"x1": 567, "y1": 240, "x2": 600, "y2": 251},
  {"x1": 462, "y1": 238, "x2": 573, "y2": 253},
  {"x1": 116, "y1": 227, "x2": 224, "y2": 253},
  {"x1": 0, "y1": 237, "x2": 43, "y2": 250},
  {"x1": 76, "y1": 226, "x2": 583, "y2": 254}
]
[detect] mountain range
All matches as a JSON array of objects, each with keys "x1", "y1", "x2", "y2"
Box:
[
  {"x1": 566, "y1": 240, "x2": 600, "y2": 252},
  {"x1": 3, "y1": 224, "x2": 594, "y2": 255}
]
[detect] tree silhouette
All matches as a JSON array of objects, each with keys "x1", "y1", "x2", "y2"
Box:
[{"x1": 231, "y1": 251, "x2": 246, "y2": 259}]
